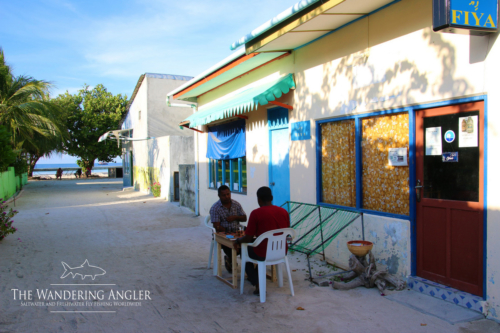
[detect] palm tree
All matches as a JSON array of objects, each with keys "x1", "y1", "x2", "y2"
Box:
[
  {"x1": 0, "y1": 48, "x2": 66, "y2": 148},
  {"x1": 0, "y1": 48, "x2": 67, "y2": 175}
]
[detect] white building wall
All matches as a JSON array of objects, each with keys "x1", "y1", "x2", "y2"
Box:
[
  {"x1": 194, "y1": 0, "x2": 500, "y2": 319},
  {"x1": 146, "y1": 76, "x2": 194, "y2": 139},
  {"x1": 123, "y1": 74, "x2": 195, "y2": 200},
  {"x1": 484, "y1": 30, "x2": 500, "y2": 320},
  {"x1": 126, "y1": 78, "x2": 148, "y2": 139}
]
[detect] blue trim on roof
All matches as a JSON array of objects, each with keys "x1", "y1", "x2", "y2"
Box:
[{"x1": 145, "y1": 73, "x2": 193, "y2": 81}]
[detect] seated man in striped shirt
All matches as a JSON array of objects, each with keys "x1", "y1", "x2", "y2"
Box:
[{"x1": 210, "y1": 185, "x2": 247, "y2": 273}]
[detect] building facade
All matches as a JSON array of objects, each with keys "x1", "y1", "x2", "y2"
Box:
[
  {"x1": 168, "y1": 0, "x2": 500, "y2": 320},
  {"x1": 121, "y1": 73, "x2": 194, "y2": 202}
]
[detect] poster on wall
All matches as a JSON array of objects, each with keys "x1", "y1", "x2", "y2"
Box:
[
  {"x1": 425, "y1": 127, "x2": 442, "y2": 155},
  {"x1": 388, "y1": 148, "x2": 408, "y2": 166},
  {"x1": 458, "y1": 115, "x2": 478, "y2": 148}
]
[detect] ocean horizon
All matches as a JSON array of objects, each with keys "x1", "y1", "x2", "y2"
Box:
[{"x1": 33, "y1": 162, "x2": 122, "y2": 175}]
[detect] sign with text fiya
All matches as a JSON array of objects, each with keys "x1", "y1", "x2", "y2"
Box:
[{"x1": 433, "y1": 0, "x2": 498, "y2": 34}]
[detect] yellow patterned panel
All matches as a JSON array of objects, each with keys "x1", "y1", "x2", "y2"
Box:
[
  {"x1": 362, "y1": 113, "x2": 409, "y2": 215},
  {"x1": 321, "y1": 120, "x2": 356, "y2": 207}
]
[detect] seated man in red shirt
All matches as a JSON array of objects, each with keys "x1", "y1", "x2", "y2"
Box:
[{"x1": 234, "y1": 186, "x2": 290, "y2": 295}]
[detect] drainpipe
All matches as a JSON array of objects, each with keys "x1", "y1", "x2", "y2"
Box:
[{"x1": 195, "y1": 128, "x2": 199, "y2": 216}]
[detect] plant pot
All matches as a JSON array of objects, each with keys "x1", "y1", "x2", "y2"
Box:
[{"x1": 347, "y1": 240, "x2": 373, "y2": 257}]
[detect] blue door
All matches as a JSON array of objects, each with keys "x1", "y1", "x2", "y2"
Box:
[
  {"x1": 268, "y1": 107, "x2": 290, "y2": 207},
  {"x1": 123, "y1": 151, "x2": 133, "y2": 187}
]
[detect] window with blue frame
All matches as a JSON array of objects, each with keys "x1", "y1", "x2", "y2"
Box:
[
  {"x1": 208, "y1": 157, "x2": 247, "y2": 193},
  {"x1": 206, "y1": 119, "x2": 247, "y2": 193},
  {"x1": 319, "y1": 112, "x2": 410, "y2": 217}
]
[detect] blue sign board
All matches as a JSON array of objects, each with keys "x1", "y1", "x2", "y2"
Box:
[
  {"x1": 442, "y1": 152, "x2": 459, "y2": 162},
  {"x1": 433, "y1": 0, "x2": 498, "y2": 34},
  {"x1": 451, "y1": 0, "x2": 497, "y2": 28},
  {"x1": 291, "y1": 121, "x2": 311, "y2": 141},
  {"x1": 444, "y1": 130, "x2": 455, "y2": 143}
]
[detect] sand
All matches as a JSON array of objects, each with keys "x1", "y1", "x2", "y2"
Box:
[
  {"x1": 0, "y1": 179, "x2": 498, "y2": 332},
  {"x1": 30, "y1": 172, "x2": 109, "y2": 180}
]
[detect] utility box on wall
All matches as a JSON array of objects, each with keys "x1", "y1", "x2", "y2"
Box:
[
  {"x1": 433, "y1": 0, "x2": 498, "y2": 35},
  {"x1": 179, "y1": 164, "x2": 195, "y2": 212}
]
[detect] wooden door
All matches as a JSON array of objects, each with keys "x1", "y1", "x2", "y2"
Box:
[{"x1": 416, "y1": 102, "x2": 484, "y2": 296}]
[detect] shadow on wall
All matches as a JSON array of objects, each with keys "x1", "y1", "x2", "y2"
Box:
[
  {"x1": 288, "y1": 27, "x2": 479, "y2": 199},
  {"x1": 295, "y1": 27, "x2": 475, "y2": 121}
]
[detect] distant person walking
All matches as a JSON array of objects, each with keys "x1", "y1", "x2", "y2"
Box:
[
  {"x1": 56, "y1": 168, "x2": 63, "y2": 180},
  {"x1": 74, "y1": 169, "x2": 82, "y2": 178}
]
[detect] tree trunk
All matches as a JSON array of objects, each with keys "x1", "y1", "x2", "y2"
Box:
[
  {"x1": 78, "y1": 159, "x2": 95, "y2": 177},
  {"x1": 28, "y1": 154, "x2": 41, "y2": 177},
  {"x1": 332, "y1": 251, "x2": 406, "y2": 292},
  {"x1": 333, "y1": 277, "x2": 365, "y2": 290}
]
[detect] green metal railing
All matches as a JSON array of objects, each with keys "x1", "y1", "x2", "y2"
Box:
[{"x1": 281, "y1": 201, "x2": 362, "y2": 282}]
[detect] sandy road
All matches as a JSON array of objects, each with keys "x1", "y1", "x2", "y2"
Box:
[{"x1": 0, "y1": 179, "x2": 498, "y2": 332}]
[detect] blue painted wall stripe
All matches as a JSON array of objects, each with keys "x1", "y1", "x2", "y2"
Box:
[
  {"x1": 355, "y1": 117, "x2": 362, "y2": 209},
  {"x1": 316, "y1": 121, "x2": 322, "y2": 204},
  {"x1": 483, "y1": 95, "x2": 488, "y2": 300},
  {"x1": 409, "y1": 107, "x2": 417, "y2": 276}
]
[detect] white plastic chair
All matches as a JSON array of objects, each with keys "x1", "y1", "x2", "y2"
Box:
[
  {"x1": 204, "y1": 216, "x2": 217, "y2": 275},
  {"x1": 240, "y1": 228, "x2": 296, "y2": 303}
]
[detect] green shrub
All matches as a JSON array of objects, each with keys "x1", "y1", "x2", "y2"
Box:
[
  {"x1": 151, "y1": 182, "x2": 161, "y2": 197},
  {"x1": 12, "y1": 156, "x2": 28, "y2": 176},
  {"x1": 0, "y1": 198, "x2": 18, "y2": 241},
  {"x1": 0, "y1": 126, "x2": 16, "y2": 172}
]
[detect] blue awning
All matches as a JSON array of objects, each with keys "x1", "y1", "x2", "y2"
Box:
[{"x1": 183, "y1": 74, "x2": 295, "y2": 128}]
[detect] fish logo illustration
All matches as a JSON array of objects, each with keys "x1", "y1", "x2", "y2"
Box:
[{"x1": 60, "y1": 259, "x2": 106, "y2": 280}]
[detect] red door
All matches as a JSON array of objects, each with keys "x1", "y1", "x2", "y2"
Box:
[{"x1": 416, "y1": 102, "x2": 484, "y2": 296}]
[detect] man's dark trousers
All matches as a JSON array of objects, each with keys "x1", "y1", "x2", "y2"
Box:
[{"x1": 245, "y1": 246, "x2": 265, "y2": 286}]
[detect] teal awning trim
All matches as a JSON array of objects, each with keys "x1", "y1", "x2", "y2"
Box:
[{"x1": 184, "y1": 74, "x2": 295, "y2": 128}]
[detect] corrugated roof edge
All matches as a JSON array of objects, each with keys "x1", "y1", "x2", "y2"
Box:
[
  {"x1": 145, "y1": 73, "x2": 193, "y2": 81},
  {"x1": 229, "y1": 0, "x2": 320, "y2": 51}
]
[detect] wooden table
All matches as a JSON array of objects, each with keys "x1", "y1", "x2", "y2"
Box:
[
  {"x1": 214, "y1": 232, "x2": 240, "y2": 289},
  {"x1": 214, "y1": 232, "x2": 277, "y2": 289}
]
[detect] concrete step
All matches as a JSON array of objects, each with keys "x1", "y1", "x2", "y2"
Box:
[
  {"x1": 408, "y1": 276, "x2": 486, "y2": 315},
  {"x1": 385, "y1": 290, "x2": 485, "y2": 324}
]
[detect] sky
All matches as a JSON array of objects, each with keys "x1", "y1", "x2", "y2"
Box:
[{"x1": 0, "y1": 0, "x2": 298, "y2": 164}]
